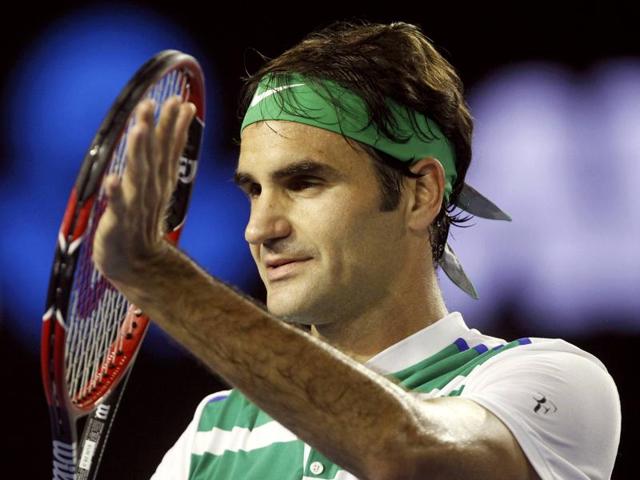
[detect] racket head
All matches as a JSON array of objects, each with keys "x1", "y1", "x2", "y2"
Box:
[{"x1": 40, "y1": 50, "x2": 205, "y2": 449}]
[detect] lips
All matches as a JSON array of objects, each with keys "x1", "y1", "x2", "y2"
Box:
[
  {"x1": 265, "y1": 257, "x2": 303, "y2": 268},
  {"x1": 264, "y1": 257, "x2": 311, "y2": 281}
]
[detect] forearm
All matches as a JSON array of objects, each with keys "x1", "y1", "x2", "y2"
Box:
[
  {"x1": 94, "y1": 96, "x2": 537, "y2": 480},
  {"x1": 111, "y1": 244, "x2": 438, "y2": 479}
]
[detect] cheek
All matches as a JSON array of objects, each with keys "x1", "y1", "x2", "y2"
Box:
[
  {"x1": 302, "y1": 199, "x2": 394, "y2": 271},
  {"x1": 334, "y1": 206, "x2": 407, "y2": 273}
]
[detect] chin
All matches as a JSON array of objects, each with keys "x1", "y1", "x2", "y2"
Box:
[
  {"x1": 267, "y1": 300, "x2": 339, "y2": 327},
  {"x1": 267, "y1": 301, "x2": 308, "y2": 324},
  {"x1": 266, "y1": 295, "x2": 315, "y2": 325},
  {"x1": 266, "y1": 280, "x2": 340, "y2": 325}
]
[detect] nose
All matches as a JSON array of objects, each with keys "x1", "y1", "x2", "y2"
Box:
[{"x1": 244, "y1": 191, "x2": 292, "y2": 246}]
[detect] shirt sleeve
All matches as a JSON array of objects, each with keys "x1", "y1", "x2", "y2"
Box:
[
  {"x1": 150, "y1": 390, "x2": 232, "y2": 480},
  {"x1": 461, "y1": 343, "x2": 621, "y2": 480}
]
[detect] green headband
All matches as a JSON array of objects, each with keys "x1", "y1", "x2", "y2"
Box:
[{"x1": 240, "y1": 74, "x2": 458, "y2": 202}]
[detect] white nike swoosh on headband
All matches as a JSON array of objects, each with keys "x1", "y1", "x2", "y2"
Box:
[{"x1": 250, "y1": 83, "x2": 305, "y2": 108}]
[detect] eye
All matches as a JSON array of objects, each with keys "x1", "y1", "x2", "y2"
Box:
[
  {"x1": 245, "y1": 182, "x2": 261, "y2": 198},
  {"x1": 287, "y1": 176, "x2": 321, "y2": 191}
]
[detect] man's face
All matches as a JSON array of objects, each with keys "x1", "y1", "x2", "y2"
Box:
[{"x1": 236, "y1": 121, "x2": 412, "y2": 325}]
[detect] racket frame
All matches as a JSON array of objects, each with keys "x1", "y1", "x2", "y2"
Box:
[{"x1": 40, "y1": 50, "x2": 205, "y2": 480}]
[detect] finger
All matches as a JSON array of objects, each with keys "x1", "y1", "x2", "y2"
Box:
[
  {"x1": 157, "y1": 96, "x2": 181, "y2": 174},
  {"x1": 123, "y1": 119, "x2": 151, "y2": 216},
  {"x1": 169, "y1": 102, "x2": 197, "y2": 190},
  {"x1": 103, "y1": 174, "x2": 126, "y2": 219},
  {"x1": 94, "y1": 175, "x2": 125, "y2": 275},
  {"x1": 133, "y1": 99, "x2": 165, "y2": 247},
  {"x1": 158, "y1": 102, "x2": 196, "y2": 238},
  {"x1": 154, "y1": 97, "x2": 181, "y2": 231}
]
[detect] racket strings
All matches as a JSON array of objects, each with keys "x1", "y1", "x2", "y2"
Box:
[{"x1": 64, "y1": 68, "x2": 193, "y2": 405}]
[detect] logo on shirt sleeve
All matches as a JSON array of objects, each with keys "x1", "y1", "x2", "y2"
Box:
[{"x1": 532, "y1": 392, "x2": 557, "y2": 415}]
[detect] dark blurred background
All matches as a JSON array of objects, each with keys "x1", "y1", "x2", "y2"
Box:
[{"x1": 1, "y1": 1, "x2": 637, "y2": 478}]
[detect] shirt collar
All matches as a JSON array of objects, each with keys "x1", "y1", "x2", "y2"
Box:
[{"x1": 365, "y1": 311, "x2": 470, "y2": 375}]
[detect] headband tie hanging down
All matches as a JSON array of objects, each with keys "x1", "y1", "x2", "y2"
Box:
[{"x1": 241, "y1": 73, "x2": 511, "y2": 299}]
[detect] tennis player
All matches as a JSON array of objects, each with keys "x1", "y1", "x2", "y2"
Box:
[{"x1": 94, "y1": 21, "x2": 621, "y2": 480}]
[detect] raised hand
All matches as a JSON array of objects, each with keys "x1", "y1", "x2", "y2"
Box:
[{"x1": 93, "y1": 96, "x2": 196, "y2": 283}]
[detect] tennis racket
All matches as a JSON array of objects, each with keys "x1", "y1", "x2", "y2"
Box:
[{"x1": 40, "y1": 50, "x2": 205, "y2": 480}]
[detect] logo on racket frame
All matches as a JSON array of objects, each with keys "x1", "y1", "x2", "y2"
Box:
[{"x1": 178, "y1": 156, "x2": 198, "y2": 184}]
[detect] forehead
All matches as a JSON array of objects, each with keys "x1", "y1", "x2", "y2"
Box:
[{"x1": 237, "y1": 120, "x2": 371, "y2": 175}]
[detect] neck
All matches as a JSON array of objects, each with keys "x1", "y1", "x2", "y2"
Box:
[{"x1": 310, "y1": 272, "x2": 448, "y2": 363}]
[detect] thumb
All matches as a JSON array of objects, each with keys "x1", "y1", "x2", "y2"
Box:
[{"x1": 104, "y1": 174, "x2": 126, "y2": 218}]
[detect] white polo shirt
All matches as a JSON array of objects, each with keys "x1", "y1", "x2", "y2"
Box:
[{"x1": 152, "y1": 311, "x2": 621, "y2": 479}]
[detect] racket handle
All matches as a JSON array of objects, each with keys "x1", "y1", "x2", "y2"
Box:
[{"x1": 76, "y1": 367, "x2": 134, "y2": 480}]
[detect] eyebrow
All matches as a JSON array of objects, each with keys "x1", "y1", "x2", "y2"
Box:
[{"x1": 233, "y1": 158, "x2": 342, "y2": 187}]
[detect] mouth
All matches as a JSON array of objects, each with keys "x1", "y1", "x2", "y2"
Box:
[{"x1": 265, "y1": 258, "x2": 312, "y2": 282}]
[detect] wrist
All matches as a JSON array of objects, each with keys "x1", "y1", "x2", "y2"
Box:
[{"x1": 98, "y1": 239, "x2": 172, "y2": 290}]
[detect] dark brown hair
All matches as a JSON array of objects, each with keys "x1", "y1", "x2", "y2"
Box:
[{"x1": 238, "y1": 20, "x2": 473, "y2": 265}]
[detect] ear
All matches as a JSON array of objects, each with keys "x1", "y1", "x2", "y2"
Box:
[{"x1": 406, "y1": 157, "x2": 445, "y2": 235}]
